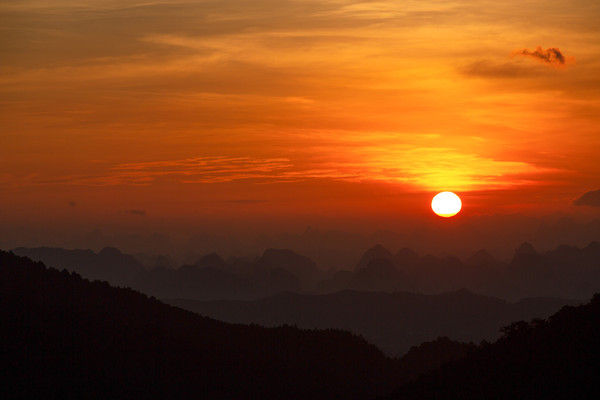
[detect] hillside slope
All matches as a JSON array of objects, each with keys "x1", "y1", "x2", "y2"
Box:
[
  {"x1": 169, "y1": 289, "x2": 577, "y2": 356},
  {"x1": 388, "y1": 293, "x2": 600, "y2": 399},
  {"x1": 1, "y1": 250, "x2": 401, "y2": 399}
]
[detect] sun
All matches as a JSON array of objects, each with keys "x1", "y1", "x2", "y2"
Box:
[{"x1": 431, "y1": 191, "x2": 462, "y2": 218}]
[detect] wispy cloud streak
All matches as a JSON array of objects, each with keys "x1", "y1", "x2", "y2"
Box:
[{"x1": 1, "y1": 150, "x2": 552, "y2": 192}]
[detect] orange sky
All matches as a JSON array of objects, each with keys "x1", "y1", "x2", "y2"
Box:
[{"x1": 1, "y1": 0, "x2": 599, "y2": 235}]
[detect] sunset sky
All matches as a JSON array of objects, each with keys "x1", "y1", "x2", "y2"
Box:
[{"x1": 1, "y1": 0, "x2": 599, "y2": 241}]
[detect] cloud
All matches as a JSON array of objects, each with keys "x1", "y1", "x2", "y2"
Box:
[
  {"x1": 126, "y1": 209, "x2": 147, "y2": 216},
  {"x1": 574, "y1": 189, "x2": 600, "y2": 207},
  {"x1": 513, "y1": 46, "x2": 570, "y2": 67},
  {"x1": 0, "y1": 157, "x2": 295, "y2": 187},
  {"x1": 113, "y1": 157, "x2": 294, "y2": 184},
  {"x1": 68, "y1": 201, "x2": 76, "y2": 207},
  {"x1": 0, "y1": 148, "x2": 555, "y2": 193}
]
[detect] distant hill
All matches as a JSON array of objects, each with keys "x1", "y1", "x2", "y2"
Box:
[
  {"x1": 350, "y1": 258, "x2": 412, "y2": 292},
  {"x1": 1, "y1": 250, "x2": 404, "y2": 399},
  {"x1": 13, "y1": 241, "x2": 600, "y2": 302},
  {"x1": 168, "y1": 289, "x2": 578, "y2": 356},
  {"x1": 388, "y1": 294, "x2": 600, "y2": 399},
  {"x1": 12, "y1": 246, "x2": 143, "y2": 286},
  {"x1": 355, "y1": 244, "x2": 395, "y2": 270},
  {"x1": 255, "y1": 248, "x2": 321, "y2": 287},
  {"x1": 347, "y1": 242, "x2": 600, "y2": 300},
  {"x1": 504, "y1": 241, "x2": 600, "y2": 300},
  {"x1": 12, "y1": 247, "x2": 321, "y2": 301},
  {"x1": 131, "y1": 263, "x2": 263, "y2": 300}
]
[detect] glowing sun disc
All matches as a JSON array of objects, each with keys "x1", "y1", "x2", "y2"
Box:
[{"x1": 432, "y1": 191, "x2": 462, "y2": 217}]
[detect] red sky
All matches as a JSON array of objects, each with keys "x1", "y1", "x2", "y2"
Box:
[{"x1": 1, "y1": 0, "x2": 599, "y2": 245}]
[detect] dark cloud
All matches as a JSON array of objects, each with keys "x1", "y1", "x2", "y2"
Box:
[
  {"x1": 462, "y1": 47, "x2": 572, "y2": 79},
  {"x1": 126, "y1": 209, "x2": 147, "y2": 216},
  {"x1": 69, "y1": 201, "x2": 76, "y2": 207},
  {"x1": 514, "y1": 46, "x2": 567, "y2": 66},
  {"x1": 574, "y1": 189, "x2": 600, "y2": 207}
]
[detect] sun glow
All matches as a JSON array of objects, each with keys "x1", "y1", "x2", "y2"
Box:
[{"x1": 431, "y1": 191, "x2": 462, "y2": 217}]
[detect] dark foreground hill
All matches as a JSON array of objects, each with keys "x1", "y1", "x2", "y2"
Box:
[
  {"x1": 4, "y1": 250, "x2": 600, "y2": 399},
  {"x1": 387, "y1": 294, "x2": 600, "y2": 400},
  {"x1": 168, "y1": 290, "x2": 578, "y2": 356},
  {"x1": 1, "y1": 250, "x2": 406, "y2": 399}
]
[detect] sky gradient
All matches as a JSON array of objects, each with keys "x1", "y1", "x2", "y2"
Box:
[{"x1": 2, "y1": 0, "x2": 599, "y2": 240}]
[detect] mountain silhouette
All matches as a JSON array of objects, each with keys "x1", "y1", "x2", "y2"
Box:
[
  {"x1": 396, "y1": 336, "x2": 476, "y2": 382},
  {"x1": 12, "y1": 246, "x2": 143, "y2": 286},
  {"x1": 12, "y1": 247, "x2": 311, "y2": 301},
  {"x1": 193, "y1": 252, "x2": 228, "y2": 270},
  {"x1": 466, "y1": 249, "x2": 496, "y2": 268},
  {"x1": 133, "y1": 263, "x2": 262, "y2": 300},
  {"x1": 1, "y1": 250, "x2": 405, "y2": 399},
  {"x1": 349, "y1": 258, "x2": 412, "y2": 292},
  {"x1": 254, "y1": 248, "x2": 321, "y2": 288},
  {"x1": 5, "y1": 248, "x2": 599, "y2": 398},
  {"x1": 503, "y1": 241, "x2": 600, "y2": 299},
  {"x1": 169, "y1": 289, "x2": 578, "y2": 356},
  {"x1": 394, "y1": 247, "x2": 420, "y2": 270},
  {"x1": 388, "y1": 293, "x2": 600, "y2": 399},
  {"x1": 13, "y1": 241, "x2": 600, "y2": 302},
  {"x1": 351, "y1": 241, "x2": 600, "y2": 300},
  {"x1": 355, "y1": 244, "x2": 396, "y2": 270}
]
